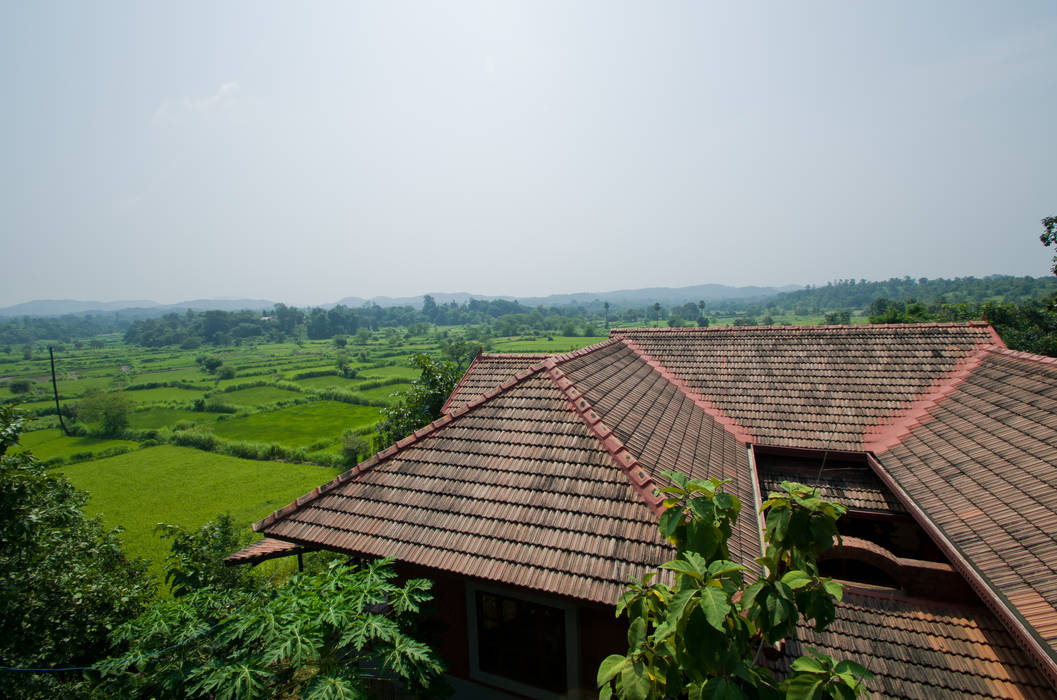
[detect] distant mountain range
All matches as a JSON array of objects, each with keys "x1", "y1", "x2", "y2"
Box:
[
  {"x1": 0, "y1": 298, "x2": 280, "y2": 318},
  {"x1": 0, "y1": 283, "x2": 801, "y2": 318}
]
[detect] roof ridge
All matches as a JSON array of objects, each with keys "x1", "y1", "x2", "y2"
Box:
[
  {"x1": 254, "y1": 360, "x2": 552, "y2": 533},
  {"x1": 550, "y1": 336, "x2": 623, "y2": 365},
  {"x1": 609, "y1": 321, "x2": 996, "y2": 336},
  {"x1": 439, "y1": 347, "x2": 483, "y2": 414},
  {"x1": 985, "y1": 345, "x2": 1057, "y2": 367},
  {"x1": 863, "y1": 344, "x2": 991, "y2": 453},
  {"x1": 479, "y1": 352, "x2": 552, "y2": 358},
  {"x1": 540, "y1": 357, "x2": 666, "y2": 517},
  {"x1": 619, "y1": 337, "x2": 755, "y2": 444}
]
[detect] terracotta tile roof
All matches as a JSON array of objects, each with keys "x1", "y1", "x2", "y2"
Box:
[
  {"x1": 559, "y1": 340, "x2": 760, "y2": 567},
  {"x1": 613, "y1": 324, "x2": 999, "y2": 451},
  {"x1": 245, "y1": 323, "x2": 1057, "y2": 694},
  {"x1": 442, "y1": 352, "x2": 548, "y2": 413},
  {"x1": 223, "y1": 537, "x2": 307, "y2": 565},
  {"x1": 872, "y1": 349, "x2": 1057, "y2": 671},
  {"x1": 776, "y1": 587, "x2": 1055, "y2": 699},
  {"x1": 252, "y1": 339, "x2": 762, "y2": 604}
]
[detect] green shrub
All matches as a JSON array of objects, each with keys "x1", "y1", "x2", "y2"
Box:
[
  {"x1": 8, "y1": 379, "x2": 32, "y2": 394},
  {"x1": 171, "y1": 428, "x2": 219, "y2": 452}
]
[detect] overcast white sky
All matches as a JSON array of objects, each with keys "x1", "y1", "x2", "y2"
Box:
[{"x1": 2, "y1": 1, "x2": 1055, "y2": 307}]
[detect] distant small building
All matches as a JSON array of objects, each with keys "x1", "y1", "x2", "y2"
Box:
[{"x1": 229, "y1": 324, "x2": 1057, "y2": 699}]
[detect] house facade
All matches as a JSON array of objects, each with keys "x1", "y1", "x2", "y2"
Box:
[{"x1": 229, "y1": 324, "x2": 1057, "y2": 698}]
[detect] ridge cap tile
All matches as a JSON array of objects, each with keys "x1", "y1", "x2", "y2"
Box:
[
  {"x1": 541, "y1": 363, "x2": 665, "y2": 516},
  {"x1": 864, "y1": 344, "x2": 991, "y2": 453}
]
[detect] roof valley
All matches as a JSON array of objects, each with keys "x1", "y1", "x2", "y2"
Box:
[
  {"x1": 863, "y1": 343, "x2": 993, "y2": 453},
  {"x1": 620, "y1": 336, "x2": 755, "y2": 444}
]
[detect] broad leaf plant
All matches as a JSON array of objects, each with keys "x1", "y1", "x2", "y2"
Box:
[{"x1": 598, "y1": 472, "x2": 872, "y2": 700}]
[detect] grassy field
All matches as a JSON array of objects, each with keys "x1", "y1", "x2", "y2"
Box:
[
  {"x1": 58, "y1": 446, "x2": 339, "y2": 583},
  {"x1": 17, "y1": 428, "x2": 139, "y2": 461},
  {"x1": 356, "y1": 382, "x2": 412, "y2": 402},
  {"x1": 219, "y1": 385, "x2": 302, "y2": 405},
  {"x1": 210, "y1": 401, "x2": 382, "y2": 447},
  {"x1": 129, "y1": 407, "x2": 214, "y2": 429},
  {"x1": 489, "y1": 335, "x2": 608, "y2": 352},
  {"x1": 1, "y1": 328, "x2": 611, "y2": 588}
]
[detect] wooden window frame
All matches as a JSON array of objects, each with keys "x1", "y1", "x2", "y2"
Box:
[{"x1": 465, "y1": 581, "x2": 581, "y2": 700}]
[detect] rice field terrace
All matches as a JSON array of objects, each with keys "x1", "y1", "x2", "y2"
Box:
[{"x1": 0, "y1": 328, "x2": 606, "y2": 585}]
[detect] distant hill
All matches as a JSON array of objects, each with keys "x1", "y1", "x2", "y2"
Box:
[
  {"x1": 0, "y1": 299, "x2": 161, "y2": 317},
  {"x1": 0, "y1": 298, "x2": 278, "y2": 318}
]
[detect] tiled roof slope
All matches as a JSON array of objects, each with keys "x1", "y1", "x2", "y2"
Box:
[
  {"x1": 613, "y1": 324, "x2": 998, "y2": 451},
  {"x1": 442, "y1": 352, "x2": 547, "y2": 413},
  {"x1": 254, "y1": 359, "x2": 662, "y2": 604},
  {"x1": 252, "y1": 339, "x2": 763, "y2": 605},
  {"x1": 777, "y1": 588, "x2": 1055, "y2": 699},
  {"x1": 560, "y1": 340, "x2": 760, "y2": 566},
  {"x1": 873, "y1": 349, "x2": 1057, "y2": 669}
]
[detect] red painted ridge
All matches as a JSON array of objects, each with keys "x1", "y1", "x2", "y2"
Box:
[
  {"x1": 543, "y1": 363, "x2": 665, "y2": 517},
  {"x1": 863, "y1": 345, "x2": 990, "y2": 453},
  {"x1": 619, "y1": 337, "x2": 755, "y2": 445},
  {"x1": 254, "y1": 359, "x2": 553, "y2": 533}
]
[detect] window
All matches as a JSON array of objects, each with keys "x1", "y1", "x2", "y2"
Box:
[{"x1": 466, "y1": 583, "x2": 579, "y2": 699}]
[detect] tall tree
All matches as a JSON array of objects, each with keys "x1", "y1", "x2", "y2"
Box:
[{"x1": 1041, "y1": 215, "x2": 1057, "y2": 276}]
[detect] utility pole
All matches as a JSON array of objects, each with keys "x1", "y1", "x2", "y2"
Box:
[{"x1": 49, "y1": 346, "x2": 71, "y2": 436}]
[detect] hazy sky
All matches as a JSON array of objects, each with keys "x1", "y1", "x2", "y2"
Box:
[{"x1": 2, "y1": 1, "x2": 1055, "y2": 307}]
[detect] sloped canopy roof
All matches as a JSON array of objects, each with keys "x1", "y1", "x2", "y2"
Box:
[
  {"x1": 778, "y1": 587, "x2": 1054, "y2": 699},
  {"x1": 252, "y1": 340, "x2": 759, "y2": 605},
  {"x1": 870, "y1": 348, "x2": 1057, "y2": 674},
  {"x1": 617, "y1": 323, "x2": 998, "y2": 451},
  {"x1": 244, "y1": 323, "x2": 1057, "y2": 693}
]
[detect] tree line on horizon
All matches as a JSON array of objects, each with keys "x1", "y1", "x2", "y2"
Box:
[{"x1": 1, "y1": 274, "x2": 1055, "y2": 354}]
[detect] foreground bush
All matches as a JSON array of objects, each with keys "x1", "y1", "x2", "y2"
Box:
[
  {"x1": 95, "y1": 556, "x2": 447, "y2": 699},
  {"x1": 0, "y1": 406, "x2": 154, "y2": 699},
  {"x1": 599, "y1": 473, "x2": 871, "y2": 699}
]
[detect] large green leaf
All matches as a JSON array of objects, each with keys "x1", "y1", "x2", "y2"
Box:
[
  {"x1": 597, "y1": 654, "x2": 627, "y2": 686},
  {"x1": 697, "y1": 585, "x2": 731, "y2": 630},
  {"x1": 622, "y1": 658, "x2": 651, "y2": 700},
  {"x1": 628, "y1": 616, "x2": 647, "y2": 649}
]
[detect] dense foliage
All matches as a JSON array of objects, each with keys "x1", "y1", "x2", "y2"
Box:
[
  {"x1": 0, "y1": 406, "x2": 154, "y2": 699},
  {"x1": 156, "y1": 513, "x2": 254, "y2": 598},
  {"x1": 377, "y1": 354, "x2": 463, "y2": 447},
  {"x1": 772, "y1": 275, "x2": 1057, "y2": 314},
  {"x1": 96, "y1": 555, "x2": 447, "y2": 699},
  {"x1": 598, "y1": 473, "x2": 870, "y2": 700},
  {"x1": 0, "y1": 313, "x2": 127, "y2": 345},
  {"x1": 1040, "y1": 215, "x2": 1057, "y2": 276}
]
